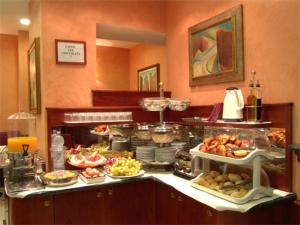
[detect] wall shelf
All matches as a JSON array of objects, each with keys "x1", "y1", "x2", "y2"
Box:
[{"x1": 182, "y1": 118, "x2": 272, "y2": 129}]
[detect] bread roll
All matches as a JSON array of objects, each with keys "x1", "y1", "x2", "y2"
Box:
[
  {"x1": 228, "y1": 173, "x2": 242, "y2": 182},
  {"x1": 209, "y1": 170, "x2": 220, "y2": 178}
]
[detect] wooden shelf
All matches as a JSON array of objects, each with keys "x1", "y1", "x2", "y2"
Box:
[{"x1": 182, "y1": 118, "x2": 272, "y2": 129}]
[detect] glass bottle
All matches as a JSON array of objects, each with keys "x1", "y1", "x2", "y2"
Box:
[
  {"x1": 246, "y1": 70, "x2": 257, "y2": 121},
  {"x1": 256, "y1": 80, "x2": 262, "y2": 121},
  {"x1": 51, "y1": 130, "x2": 65, "y2": 171}
]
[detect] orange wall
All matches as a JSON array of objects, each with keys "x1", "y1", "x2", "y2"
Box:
[
  {"x1": 31, "y1": 0, "x2": 166, "y2": 162},
  {"x1": 41, "y1": 0, "x2": 166, "y2": 108},
  {"x1": 129, "y1": 44, "x2": 167, "y2": 90},
  {"x1": 165, "y1": 0, "x2": 300, "y2": 194},
  {"x1": 96, "y1": 46, "x2": 130, "y2": 90},
  {"x1": 0, "y1": 34, "x2": 19, "y2": 131}
]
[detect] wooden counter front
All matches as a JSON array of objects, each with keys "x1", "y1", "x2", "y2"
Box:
[{"x1": 9, "y1": 179, "x2": 296, "y2": 225}]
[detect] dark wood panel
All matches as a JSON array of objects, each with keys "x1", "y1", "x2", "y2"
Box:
[
  {"x1": 132, "y1": 180, "x2": 156, "y2": 224},
  {"x1": 8, "y1": 180, "x2": 297, "y2": 225},
  {"x1": 155, "y1": 182, "x2": 178, "y2": 225},
  {"x1": 92, "y1": 90, "x2": 171, "y2": 107},
  {"x1": 177, "y1": 193, "x2": 218, "y2": 225},
  {"x1": 9, "y1": 195, "x2": 54, "y2": 225},
  {"x1": 103, "y1": 183, "x2": 131, "y2": 224},
  {"x1": 289, "y1": 200, "x2": 300, "y2": 225},
  {"x1": 54, "y1": 188, "x2": 104, "y2": 225}
]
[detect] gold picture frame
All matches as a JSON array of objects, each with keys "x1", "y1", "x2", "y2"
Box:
[
  {"x1": 188, "y1": 5, "x2": 244, "y2": 86},
  {"x1": 137, "y1": 64, "x2": 160, "y2": 91},
  {"x1": 28, "y1": 37, "x2": 41, "y2": 114}
]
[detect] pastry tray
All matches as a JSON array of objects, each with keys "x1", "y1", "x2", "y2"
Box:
[
  {"x1": 191, "y1": 174, "x2": 273, "y2": 204},
  {"x1": 190, "y1": 144, "x2": 274, "y2": 165}
]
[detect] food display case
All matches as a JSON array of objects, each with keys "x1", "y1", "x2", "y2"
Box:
[{"x1": 190, "y1": 127, "x2": 275, "y2": 204}]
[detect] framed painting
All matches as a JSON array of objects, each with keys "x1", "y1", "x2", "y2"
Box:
[
  {"x1": 28, "y1": 37, "x2": 41, "y2": 114},
  {"x1": 137, "y1": 64, "x2": 160, "y2": 91},
  {"x1": 188, "y1": 5, "x2": 244, "y2": 86},
  {"x1": 55, "y1": 39, "x2": 86, "y2": 64}
]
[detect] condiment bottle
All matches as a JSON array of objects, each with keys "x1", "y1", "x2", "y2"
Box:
[
  {"x1": 246, "y1": 70, "x2": 257, "y2": 121},
  {"x1": 256, "y1": 80, "x2": 262, "y2": 121}
]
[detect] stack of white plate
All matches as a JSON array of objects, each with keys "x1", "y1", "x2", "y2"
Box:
[
  {"x1": 136, "y1": 146, "x2": 156, "y2": 161},
  {"x1": 155, "y1": 147, "x2": 176, "y2": 163}
]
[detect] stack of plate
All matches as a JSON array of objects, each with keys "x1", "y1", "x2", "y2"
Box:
[
  {"x1": 155, "y1": 147, "x2": 176, "y2": 163},
  {"x1": 136, "y1": 146, "x2": 156, "y2": 161}
]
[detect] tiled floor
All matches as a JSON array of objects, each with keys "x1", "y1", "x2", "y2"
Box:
[{"x1": 0, "y1": 189, "x2": 8, "y2": 225}]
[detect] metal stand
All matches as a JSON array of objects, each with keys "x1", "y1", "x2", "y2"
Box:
[{"x1": 159, "y1": 82, "x2": 164, "y2": 125}]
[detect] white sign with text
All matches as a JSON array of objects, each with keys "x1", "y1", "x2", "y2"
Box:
[{"x1": 56, "y1": 41, "x2": 86, "y2": 64}]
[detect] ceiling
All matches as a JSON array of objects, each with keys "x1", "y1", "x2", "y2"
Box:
[{"x1": 0, "y1": 0, "x2": 29, "y2": 35}]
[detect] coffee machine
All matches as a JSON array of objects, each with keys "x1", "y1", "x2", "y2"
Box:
[{"x1": 5, "y1": 112, "x2": 44, "y2": 192}]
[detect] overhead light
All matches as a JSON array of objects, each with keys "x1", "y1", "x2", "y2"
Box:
[{"x1": 20, "y1": 18, "x2": 31, "y2": 26}]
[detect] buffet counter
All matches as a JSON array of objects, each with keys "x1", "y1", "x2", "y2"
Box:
[{"x1": 6, "y1": 172, "x2": 294, "y2": 213}]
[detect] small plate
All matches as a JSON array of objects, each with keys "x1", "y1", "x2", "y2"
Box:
[
  {"x1": 105, "y1": 170, "x2": 145, "y2": 179},
  {"x1": 79, "y1": 174, "x2": 106, "y2": 184}
]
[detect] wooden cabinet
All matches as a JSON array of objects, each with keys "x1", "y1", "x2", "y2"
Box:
[
  {"x1": 53, "y1": 179, "x2": 156, "y2": 225},
  {"x1": 9, "y1": 180, "x2": 293, "y2": 225},
  {"x1": 155, "y1": 182, "x2": 177, "y2": 224},
  {"x1": 155, "y1": 182, "x2": 292, "y2": 225},
  {"x1": 9, "y1": 195, "x2": 54, "y2": 225},
  {"x1": 54, "y1": 188, "x2": 105, "y2": 224},
  {"x1": 104, "y1": 180, "x2": 155, "y2": 224},
  {"x1": 156, "y1": 182, "x2": 217, "y2": 225}
]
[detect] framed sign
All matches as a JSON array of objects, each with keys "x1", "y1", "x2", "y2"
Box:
[
  {"x1": 137, "y1": 64, "x2": 160, "y2": 91},
  {"x1": 188, "y1": 5, "x2": 244, "y2": 86},
  {"x1": 28, "y1": 37, "x2": 41, "y2": 114},
  {"x1": 55, "y1": 39, "x2": 86, "y2": 64}
]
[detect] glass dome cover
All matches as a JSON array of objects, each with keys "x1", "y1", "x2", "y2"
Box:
[{"x1": 8, "y1": 111, "x2": 36, "y2": 120}]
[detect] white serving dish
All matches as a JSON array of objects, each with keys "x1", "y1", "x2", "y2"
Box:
[
  {"x1": 79, "y1": 174, "x2": 106, "y2": 184},
  {"x1": 190, "y1": 144, "x2": 274, "y2": 165},
  {"x1": 168, "y1": 99, "x2": 191, "y2": 111},
  {"x1": 140, "y1": 97, "x2": 169, "y2": 111},
  {"x1": 191, "y1": 174, "x2": 273, "y2": 204},
  {"x1": 105, "y1": 170, "x2": 145, "y2": 179}
]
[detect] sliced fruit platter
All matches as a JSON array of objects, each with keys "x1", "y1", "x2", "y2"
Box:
[{"x1": 65, "y1": 146, "x2": 106, "y2": 168}]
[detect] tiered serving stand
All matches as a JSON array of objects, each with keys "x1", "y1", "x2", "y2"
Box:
[
  {"x1": 190, "y1": 145, "x2": 274, "y2": 204},
  {"x1": 138, "y1": 83, "x2": 190, "y2": 169},
  {"x1": 187, "y1": 120, "x2": 275, "y2": 204}
]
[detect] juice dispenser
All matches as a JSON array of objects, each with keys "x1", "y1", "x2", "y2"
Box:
[
  {"x1": 7, "y1": 112, "x2": 37, "y2": 154},
  {"x1": 6, "y1": 112, "x2": 42, "y2": 190}
]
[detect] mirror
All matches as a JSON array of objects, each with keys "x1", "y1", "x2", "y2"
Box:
[{"x1": 95, "y1": 23, "x2": 167, "y2": 91}]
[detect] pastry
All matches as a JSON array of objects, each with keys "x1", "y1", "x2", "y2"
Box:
[
  {"x1": 234, "y1": 150, "x2": 250, "y2": 158},
  {"x1": 228, "y1": 173, "x2": 242, "y2": 182}
]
